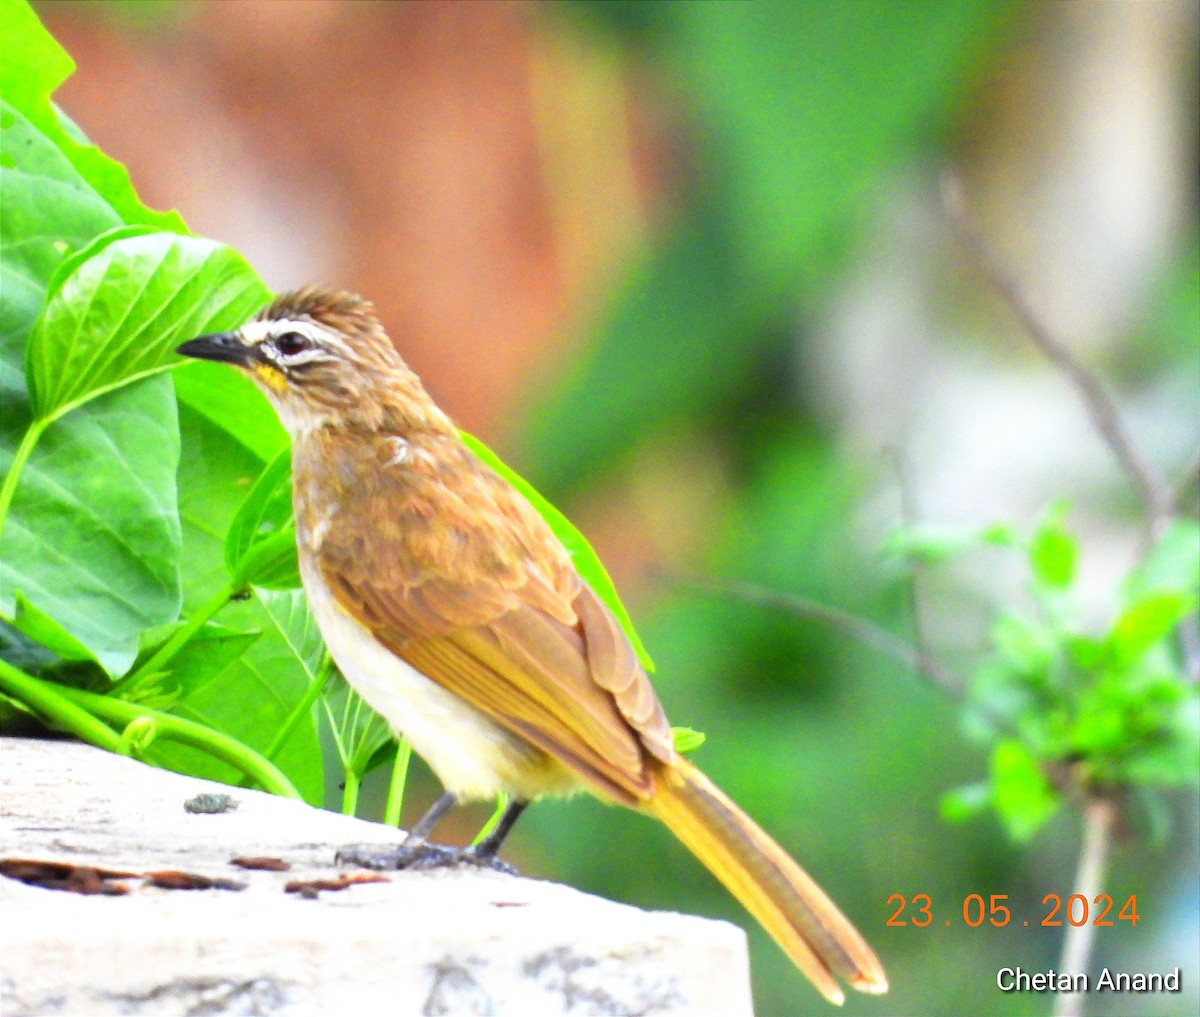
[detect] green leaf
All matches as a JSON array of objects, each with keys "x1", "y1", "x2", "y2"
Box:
[
  {"x1": 883, "y1": 524, "x2": 977, "y2": 565},
  {"x1": 0, "y1": 98, "x2": 122, "y2": 351},
  {"x1": 0, "y1": 100, "x2": 123, "y2": 517},
  {"x1": 322, "y1": 672, "x2": 395, "y2": 778},
  {"x1": 939, "y1": 781, "x2": 990, "y2": 823},
  {"x1": 225, "y1": 446, "x2": 300, "y2": 590},
  {"x1": 671, "y1": 726, "x2": 707, "y2": 753},
  {"x1": 123, "y1": 622, "x2": 261, "y2": 707},
  {"x1": 989, "y1": 739, "x2": 1060, "y2": 843},
  {"x1": 10, "y1": 590, "x2": 96, "y2": 663},
  {"x1": 172, "y1": 359, "x2": 286, "y2": 462},
  {"x1": 1, "y1": 378, "x2": 182, "y2": 675},
  {"x1": 26, "y1": 231, "x2": 268, "y2": 421},
  {"x1": 0, "y1": 0, "x2": 73, "y2": 116},
  {"x1": 0, "y1": 0, "x2": 184, "y2": 235},
  {"x1": 175, "y1": 404, "x2": 266, "y2": 608},
  {"x1": 154, "y1": 588, "x2": 325, "y2": 805},
  {"x1": 234, "y1": 533, "x2": 302, "y2": 592},
  {"x1": 173, "y1": 406, "x2": 323, "y2": 802},
  {"x1": 461, "y1": 429, "x2": 654, "y2": 671},
  {"x1": 0, "y1": 0, "x2": 182, "y2": 369},
  {"x1": 3, "y1": 228, "x2": 266, "y2": 675},
  {"x1": 1122, "y1": 519, "x2": 1200, "y2": 602},
  {"x1": 1106, "y1": 591, "x2": 1194, "y2": 665},
  {"x1": 1028, "y1": 512, "x2": 1078, "y2": 590}
]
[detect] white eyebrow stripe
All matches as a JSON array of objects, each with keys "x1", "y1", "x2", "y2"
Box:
[
  {"x1": 277, "y1": 346, "x2": 333, "y2": 367},
  {"x1": 241, "y1": 318, "x2": 354, "y2": 360}
]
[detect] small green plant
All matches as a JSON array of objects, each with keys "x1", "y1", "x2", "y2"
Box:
[{"x1": 888, "y1": 508, "x2": 1200, "y2": 842}]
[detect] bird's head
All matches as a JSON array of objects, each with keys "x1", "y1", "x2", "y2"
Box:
[{"x1": 177, "y1": 286, "x2": 438, "y2": 438}]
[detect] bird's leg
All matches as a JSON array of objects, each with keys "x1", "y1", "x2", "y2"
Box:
[
  {"x1": 335, "y1": 795, "x2": 529, "y2": 875},
  {"x1": 408, "y1": 790, "x2": 460, "y2": 841},
  {"x1": 463, "y1": 799, "x2": 528, "y2": 864},
  {"x1": 403, "y1": 799, "x2": 529, "y2": 874},
  {"x1": 335, "y1": 791, "x2": 460, "y2": 870}
]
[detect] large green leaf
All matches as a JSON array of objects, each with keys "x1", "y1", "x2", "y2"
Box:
[
  {"x1": 0, "y1": 100, "x2": 122, "y2": 351},
  {"x1": 0, "y1": 0, "x2": 183, "y2": 358},
  {"x1": 0, "y1": 0, "x2": 233, "y2": 675},
  {"x1": 159, "y1": 587, "x2": 324, "y2": 805},
  {"x1": 27, "y1": 231, "x2": 268, "y2": 421},
  {"x1": 1, "y1": 377, "x2": 182, "y2": 675},
  {"x1": 0, "y1": 100, "x2": 123, "y2": 518},
  {"x1": 172, "y1": 406, "x2": 324, "y2": 802},
  {"x1": 176, "y1": 404, "x2": 267, "y2": 608},
  {"x1": 3, "y1": 232, "x2": 268, "y2": 673},
  {"x1": 0, "y1": 0, "x2": 184, "y2": 235}
]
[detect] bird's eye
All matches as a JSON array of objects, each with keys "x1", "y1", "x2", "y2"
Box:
[{"x1": 275, "y1": 332, "x2": 311, "y2": 358}]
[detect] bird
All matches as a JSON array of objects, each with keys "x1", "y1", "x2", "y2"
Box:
[{"x1": 176, "y1": 286, "x2": 887, "y2": 1005}]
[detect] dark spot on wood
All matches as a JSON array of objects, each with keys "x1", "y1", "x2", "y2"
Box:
[{"x1": 230, "y1": 856, "x2": 291, "y2": 872}]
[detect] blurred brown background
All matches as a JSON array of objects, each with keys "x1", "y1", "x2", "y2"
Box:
[{"x1": 49, "y1": 0, "x2": 658, "y2": 434}]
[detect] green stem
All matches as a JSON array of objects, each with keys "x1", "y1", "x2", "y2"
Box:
[
  {"x1": 0, "y1": 417, "x2": 49, "y2": 543},
  {"x1": 112, "y1": 583, "x2": 238, "y2": 695},
  {"x1": 51, "y1": 681, "x2": 303, "y2": 800},
  {"x1": 0, "y1": 658, "x2": 124, "y2": 754},
  {"x1": 473, "y1": 793, "x2": 509, "y2": 847},
  {"x1": 263, "y1": 659, "x2": 334, "y2": 763},
  {"x1": 383, "y1": 737, "x2": 412, "y2": 827},
  {"x1": 342, "y1": 768, "x2": 360, "y2": 817}
]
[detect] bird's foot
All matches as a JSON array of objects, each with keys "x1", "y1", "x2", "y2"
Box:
[{"x1": 335, "y1": 838, "x2": 517, "y2": 875}]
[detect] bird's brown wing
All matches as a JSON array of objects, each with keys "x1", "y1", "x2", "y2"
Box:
[{"x1": 317, "y1": 446, "x2": 674, "y2": 804}]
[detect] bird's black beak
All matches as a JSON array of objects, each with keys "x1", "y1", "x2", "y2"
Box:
[{"x1": 176, "y1": 332, "x2": 252, "y2": 366}]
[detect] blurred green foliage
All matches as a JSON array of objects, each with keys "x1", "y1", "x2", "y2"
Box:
[
  {"x1": 918, "y1": 510, "x2": 1200, "y2": 842},
  {"x1": 527, "y1": 0, "x2": 1010, "y2": 494}
]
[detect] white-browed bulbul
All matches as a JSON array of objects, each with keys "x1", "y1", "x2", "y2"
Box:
[{"x1": 177, "y1": 287, "x2": 887, "y2": 1005}]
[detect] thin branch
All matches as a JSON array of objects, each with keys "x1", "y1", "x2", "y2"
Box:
[
  {"x1": 1169, "y1": 444, "x2": 1200, "y2": 516},
  {"x1": 941, "y1": 173, "x2": 1173, "y2": 542},
  {"x1": 674, "y1": 572, "x2": 962, "y2": 696},
  {"x1": 1053, "y1": 798, "x2": 1117, "y2": 1017},
  {"x1": 885, "y1": 446, "x2": 946, "y2": 687},
  {"x1": 1168, "y1": 446, "x2": 1200, "y2": 681}
]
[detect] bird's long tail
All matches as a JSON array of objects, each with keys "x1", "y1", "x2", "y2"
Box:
[{"x1": 645, "y1": 757, "x2": 887, "y2": 1005}]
